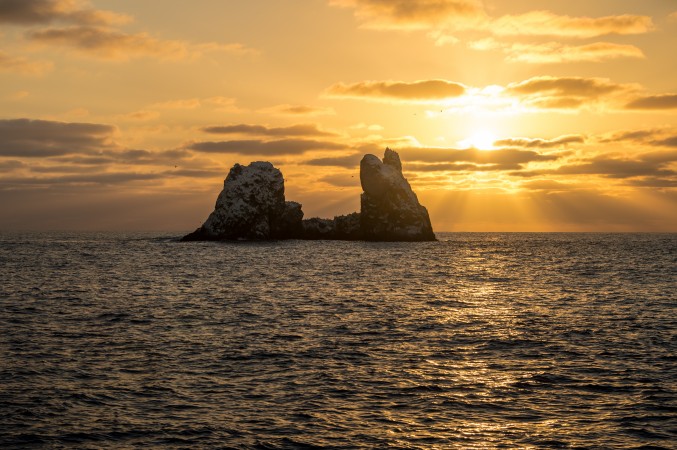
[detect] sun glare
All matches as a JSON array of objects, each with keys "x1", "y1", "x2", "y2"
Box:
[{"x1": 458, "y1": 129, "x2": 497, "y2": 150}]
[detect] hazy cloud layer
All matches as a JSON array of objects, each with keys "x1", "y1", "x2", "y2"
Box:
[
  {"x1": 469, "y1": 39, "x2": 645, "y2": 64},
  {"x1": 326, "y1": 79, "x2": 466, "y2": 102},
  {"x1": 202, "y1": 124, "x2": 338, "y2": 138},
  {"x1": 325, "y1": 75, "x2": 643, "y2": 111},
  {"x1": 398, "y1": 147, "x2": 558, "y2": 165},
  {"x1": 27, "y1": 26, "x2": 254, "y2": 60},
  {"x1": 190, "y1": 139, "x2": 345, "y2": 155},
  {"x1": 494, "y1": 135, "x2": 585, "y2": 149},
  {"x1": 505, "y1": 76, "x2": 637, "y2": 110},
  {"x1": 0, "y1": 0, "x2": 130, "y2": 26},
  {"x1": 331, "y1": 1, "x2": 653, "y2": 41},
  {"x1": 654, "y1": 137, "x2": 677, "y2": 147},
  {"x1": 0, "y1": 50, "x2": 53, "y2": 75},
  {"x1": 513, "y1": 150, "x2": 677, "y2": 183},
  {"x1": 490, "y1": 11, "x2": 653, "y2": 38},
  {"x1": 304, "y1": 146, "x2": 558, "y2": 170},
  {"x1": 406, "y1": 162, "x2": 521, "y2": 172},
  {"x1": 329, "y1": 0, "x2": 485, "y2": 30},
  {"x1": 507, "y1": 76, "x2": 627, "y2": 98},
  {"x1": 305, "y1": 152, "x2": 364, "y2": 168},
  {"x1": 259, "y1": 104, "x2": 336, "y2": 117},
  {"x1": 0, "y1": 118, "x2": 116, "y2": 157},
  {"x1": 625, "y1": 94, "x2": 677, "y2": 110}
]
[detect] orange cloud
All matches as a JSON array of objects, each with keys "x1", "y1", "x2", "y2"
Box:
[
  {"x1": 332, "y1": 1, "x2": 653, "y2": 42},
  {"x1": 329, "y1": 0, "x2": 485, "y2": 30},
  {"x1": 324, "y1": 76, "x2": 645, "y2": 111},
  {"x1": 470, "y1": 39, "x2": 644, "y2": 64},
  {"x1": 490, "y1": 11, "x2": 653, "y2": 38},
  {"x1": 507, "y1": 76, "x2": 630, "y2": 97},
  {"x1": 625, "y1": 94, "x2": 677, "y2": 110},
  {"x1": 326, "y1": 79, "x2": 466, "y2": 102},
  {"x1": 259, "y1": 104, "x2": 336, "y2": 117}
]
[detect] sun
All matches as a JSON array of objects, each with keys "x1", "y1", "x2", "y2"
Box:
[{"x1": 458, "y1": 129, "x2": 497, "y2": 150}]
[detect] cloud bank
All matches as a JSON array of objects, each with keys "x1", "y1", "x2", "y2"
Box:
[{"x1": 326, "y1": 79, "x2": 466, "y2": 102}]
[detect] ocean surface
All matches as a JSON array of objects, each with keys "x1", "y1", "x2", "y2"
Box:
[{"x1": 0, "y1": 232, "x2": 675, "y2": 449}]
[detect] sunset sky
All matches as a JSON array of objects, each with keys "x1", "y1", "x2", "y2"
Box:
[{"x1": 2, "y1": 0, "x2": 677, "y2": 231}]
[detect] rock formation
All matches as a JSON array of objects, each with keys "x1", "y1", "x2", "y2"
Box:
[
  {"x1": 182, "y1": 161, "x2": 303, "y2": 241},
  {"x1": 182, "y1": 148, "x2": 435, "y2": 241},
  {"x1": 359, "y1": 149, "x2": 435, "y2": 241}
]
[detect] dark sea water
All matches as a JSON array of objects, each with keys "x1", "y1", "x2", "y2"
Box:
[{"x1": 1, "y1": 232, "x2": 676, "y2": 449}]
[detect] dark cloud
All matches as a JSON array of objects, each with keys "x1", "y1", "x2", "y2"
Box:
[
  {"x1": 494, "y1": 135, "x2": 584, "y2": 148},
  {"x1": 190, "y1": 139, "x2": 345, "y2": 155},
  {"x1": 26, "y1": 25, "x2": 252, "y2": 60},
  {"x1": 556, "y1": 158, "x2": 676, "y2": 179},
  {"x1": 405, "y1": 162, "x2": 521, "y2": 172},
  {"x1": 303, "y1": 147, "x2": 557, "y2": 170},
  {"x1": 625, "y1": 94, "x2": 677, "y2": 110},
  {"x1": 304, "y1": 152, "x2": 364, "y2": 168},
  {"x1": 0, "y1": 0, "x2": 128, "y2": 26},
  {"x1": 326, "y1": 79, "x2": 466, "y2": 102},
  {"x1": 0, "y1": 166, "x2": 222, "y2": 188},
  {"x1": 0, "y1": 118, "x2": 115, "y2": 157},
  {"x1": 0, "y1": 172, "x2": 163, "y2": 187},
  {"x1": 202, "y1": 123, "x2": 338, "y2": 138},
  {"x1": 0, "y1": 160, "x2": 25, "y2": 171},
  {"x1": 653, "y1": 136, "x2": 677, "y2": 147},
  {"x1": 168, "y1": 168, "x2": 223, "y2": 179},
  {"x1": 27, "y1": 26, "x2": 174, "y2": 59},
  {"x1": 510, "y1": 151, "x2": 677, "y2": 180},
  {"x1": 626, "y1": 177, "x2": 677, "y2": 188},
  {"x1": 397, "y1": 147, "x2": 558, "y2": 165},
  {"x1": 110, "y1": 148, "x2": 192, "y2": 165},
  {"x1": 599, "y1": 129, "x2": 660, "y2": 143},
  {"x1": 318, "y1": 174, "x2": 361, "y2": 188}
]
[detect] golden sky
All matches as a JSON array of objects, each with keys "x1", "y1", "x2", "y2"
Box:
[{"x1": 1, "y1": 0, "x2": 677, "y2": 231}]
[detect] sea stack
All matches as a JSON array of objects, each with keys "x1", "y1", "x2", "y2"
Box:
[
  {"x1": 359, "y1": 149, "x2": 435, "y2": 241},
  {"x1": 182, "y1": 148, "x2": 435, "y2": 241},
  {"x1": 182, "y1": 161, "x2": 303, "y2": 241}
]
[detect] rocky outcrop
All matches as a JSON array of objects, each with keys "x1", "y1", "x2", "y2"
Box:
[
  {"x1": 182, "y1": 161, "x2": 303, "y2": 241},
  {"x1": 359, "y1": 149, "x2": 435, "y2": 241},
  {"x1": 182, "y1": 148, "x2": 435, "y2": 241},
  {"x1": 301, "y1": 212, "x2": 362, "y2": 240}
]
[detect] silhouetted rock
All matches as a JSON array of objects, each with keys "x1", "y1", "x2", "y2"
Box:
[
  {"x1": 359, "y1": 149, "x2": 435, "y2": 241},
  {"x1": 182, "y1": 161, "x2": 302, "y2": 241},
  {"x1": 275, "y1": 201, "x2": 304, "y2": 238},
  {"x1": 301, "y1": 217, "x2": 336, "y2": 240},
  {"x1": 301, "y1": 212, "x2": 362, "y2": 240},
  {"x1": 182, "y1": 148, "x2": 435, "y2": 241}
]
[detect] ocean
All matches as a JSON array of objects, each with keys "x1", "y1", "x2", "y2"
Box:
[{"x1": 1, "y1": 232, "x2": 675, "y2": 449}]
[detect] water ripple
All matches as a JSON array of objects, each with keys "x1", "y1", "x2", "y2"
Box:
[{"x1": 0, "y1": 232, "x2": 675, "y2": 448}]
